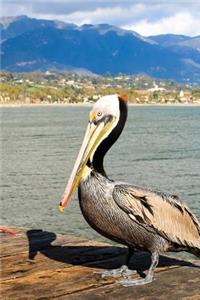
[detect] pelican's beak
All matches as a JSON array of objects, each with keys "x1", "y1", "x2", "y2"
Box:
[{"x1": 58, "y1": 112, "x2": 116, "y2": 212}]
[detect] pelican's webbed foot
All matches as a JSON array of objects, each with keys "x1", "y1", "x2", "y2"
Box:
[
  {"x1": 120, "y1": 251, "x2": 159, "y2": 286},
  {"x1": 96, "y1": 247, "x2": 136, "y2": 278},
  {"x1": 121, "y1": 273, "x2": 154, "y2": 286},
  {"x1": 96, "y1": 265, "x2": 136, "y2": 278}
]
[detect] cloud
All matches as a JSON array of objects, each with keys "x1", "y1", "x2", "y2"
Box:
[
  {"x1": 45, "y1": 4, "x2": 146, "y2": 25},
  {"x1": 1, "y1": 1, "x2": 200, "y2": 36},
  {"x1": 124, "y1": 12, "x2": 200, "y2": 37}
]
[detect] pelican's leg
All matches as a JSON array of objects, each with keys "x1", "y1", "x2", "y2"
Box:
[
  {"x1": 96, "y1": 248, "x2": 136, "y2": 278},
  {"x1": 120, "y1": 251, "x2": 159, "y2": 286}
]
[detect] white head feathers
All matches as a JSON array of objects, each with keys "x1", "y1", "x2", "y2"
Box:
[{"x1": 92, "y1": 95, "x2": 120, "y2": 120}]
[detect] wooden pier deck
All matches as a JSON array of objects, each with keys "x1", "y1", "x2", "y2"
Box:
[{"x1": 1, "y1": 227, "x2": 200, "y2": 299}]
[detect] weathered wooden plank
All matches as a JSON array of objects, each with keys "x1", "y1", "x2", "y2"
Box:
[
  {"x1": 1, "y1": 244, "x2": 126, "y2": 281},
  {"x1": 62, "y1": 267, "x2": 200, "y2": 300},
  {"x1": 1, "y1": 229, "x2": 91, "y2": 257},
  {"x1": 1, "y1": 227, "x2": 200, "y2": 300}
]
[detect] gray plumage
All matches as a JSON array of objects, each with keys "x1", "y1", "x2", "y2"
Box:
[{"x1": 79, "y1": 170, "x2": 200, "y2": 256}]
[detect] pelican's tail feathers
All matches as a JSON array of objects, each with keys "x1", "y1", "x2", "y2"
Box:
[{"x1": 190, "y1": 247, "x2": 200, "y2": 258}]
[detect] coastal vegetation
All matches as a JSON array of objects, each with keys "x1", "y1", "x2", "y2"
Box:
[{"x1": 0, "y1": 71, "x2": 200, "y2": 105}]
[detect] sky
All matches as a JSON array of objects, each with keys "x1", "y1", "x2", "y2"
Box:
[{"x1": 1, "y1": 0, "x2": 200, "y2": 37}]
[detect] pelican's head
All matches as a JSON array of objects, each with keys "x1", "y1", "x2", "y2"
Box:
[{"x1": 59, "y1": 94, "x2": 127, "y2": 211}]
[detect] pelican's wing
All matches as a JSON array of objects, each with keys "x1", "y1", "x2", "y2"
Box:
[{"x1": 113, "y1": 184, "x2": 200, "y2": 248}]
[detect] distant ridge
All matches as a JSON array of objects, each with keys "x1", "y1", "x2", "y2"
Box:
[{"x1": 1, "y1": 15, "x2": 200, "y2": 82}]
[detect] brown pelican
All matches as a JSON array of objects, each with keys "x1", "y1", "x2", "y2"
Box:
[{"x1": 59, "y1": 94, "x2": 200, "y2": 286}]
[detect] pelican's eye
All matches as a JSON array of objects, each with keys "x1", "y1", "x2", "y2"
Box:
[
  {"x1": 92, "y1": 111, "x2": 103, "y2": 125},
  {"x1": 97, "y1": 111, "x2": 102, "y2": 117}
]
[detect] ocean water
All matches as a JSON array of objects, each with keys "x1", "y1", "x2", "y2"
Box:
[{"x1": 1, "y1": 105, "x2": 200, "y2": 247}]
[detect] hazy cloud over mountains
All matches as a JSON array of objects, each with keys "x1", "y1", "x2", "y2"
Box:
[{"x1": 1, "y1": 0, "x2": 200, "y2": 36}]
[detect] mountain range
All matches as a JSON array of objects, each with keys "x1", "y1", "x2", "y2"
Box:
[{"x1": 1, "y1": 15, "x2": 200, "y2": 82}]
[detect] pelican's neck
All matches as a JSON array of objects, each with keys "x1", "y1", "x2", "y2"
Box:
[{"x1": 88, "y1": 99, "x2": 127, "y2": 177}]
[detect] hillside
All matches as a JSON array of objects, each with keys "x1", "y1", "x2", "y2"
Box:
[{"x1": 1, "y1": 16, "x2": 200, "y2": 83}]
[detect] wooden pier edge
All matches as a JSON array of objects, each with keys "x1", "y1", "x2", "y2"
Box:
[{"x1": 1, "y1": 227, "x2": 200, "y2": 300}]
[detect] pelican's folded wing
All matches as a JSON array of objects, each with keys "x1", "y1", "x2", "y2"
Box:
[{"x1": 113, "y1": 184, "x2": 200, "y2": 249}]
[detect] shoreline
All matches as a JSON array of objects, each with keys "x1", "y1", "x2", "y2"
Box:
[{"x1": 1, "y1": 102, "x2": 200, "y2": 108}]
